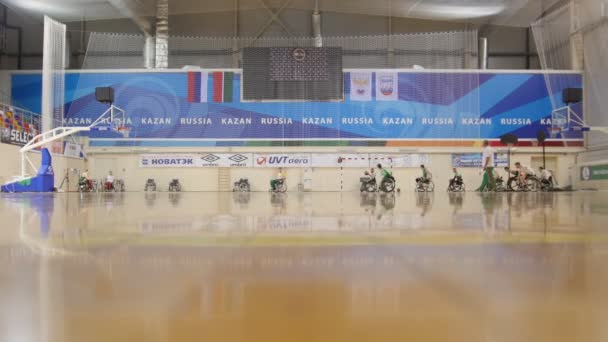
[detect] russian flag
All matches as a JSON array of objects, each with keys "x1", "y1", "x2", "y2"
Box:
[{"x1": 187, "y1": 72, "x2": 208, "y2": 103}]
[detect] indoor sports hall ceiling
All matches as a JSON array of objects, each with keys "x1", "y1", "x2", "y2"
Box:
[{"x1": 1, "y1": 0, "x2": 564, "y2": 27}]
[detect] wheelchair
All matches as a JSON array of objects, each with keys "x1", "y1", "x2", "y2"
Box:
[
  {"x1": 415, "y1": 177, "x2": 434, "y2": 192},
  {"x1": 513, "y1": 175, "x2": 540, "y2": 192},
  {"x1": 360, "y1": 177, "x2": 377, "y2": 192},
  {"x1": 447, "y1": 177, "x2": 465, "y2": 192},
  {"x1": 539, "y1": 177, "x2": 554, "y2": 192},
  {"x1": 271, "y1": 178, "x2": 287, "y2": 193},
  {"x1": 233, "y1": 178, "x2": 251, "y2": 192},
  {"x1": 494, "y1": 177, "x2": 507, "y2": 192},
  {"x1": 78, "y1": 178, "x2": 95, "y2": 192},
  {"x1": 103, "y1": 179, "x2": 124, "y2": 192},
  {"x1": 144, "y1": 178, "x2": 157, "y2": 191},
  {"x1": 114, "y1": 179, "x2": 125, "y2": 192},
  {"x1": 168, "y1": 179, "x2": 182, "y2": 192},
  {"x1": 379, "y1": 176, "x2": 396, "y2": 193}
]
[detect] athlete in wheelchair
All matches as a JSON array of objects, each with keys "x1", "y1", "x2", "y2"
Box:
[
  {"x1": 103, "y1": 171, "x2": 125, "y2": 192},
  {"x1": 447, "y1": 168, "x2": 465, "y2": 192},
  {"x1": 415, "y1": 164, "x2": 434, "y2": 192},
  {"x1": 376, "y1": 164, "x2": 396, "y2": 193},
  {"x1": 78, "y1": 169, "x2": 94, "y2": 192},
  {"x1": 512, "y1": 162, "x2": 539, "y2": 191},
  {"x1": 104, "y1": 171, "x2": 115, "y2": 191},
  {"x1": 270, "y1": 168, "x2": 287, "y2": 193},
  {"x1": 503, "y1": 167, "x2": 518, "y2": 191},
  {"x1": 539, "y1": 166, "x2": 554, "y2": 191}
]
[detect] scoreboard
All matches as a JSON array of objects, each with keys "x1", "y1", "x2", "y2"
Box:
[{"x1": 242, "y1": 47, "x2": 343, "y2": 101}]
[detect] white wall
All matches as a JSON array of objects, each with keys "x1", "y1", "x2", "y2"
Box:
[
  {"x1": 0, "y1": 70, "x2": 12, "y2": 99},
  {"x1": 86, "y1": 149, "x2": 577, "y2": 192},
  {"x1": 0, "y1": 142, "x2": 39, "y2": 185},
  {"x1": 572, "y1": 149, "x2": 608, "y2": 190}
]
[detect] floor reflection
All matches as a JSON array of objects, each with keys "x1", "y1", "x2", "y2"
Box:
[
  {"x1": 1, "y1": 191, "x2": 607, "y2": 246},
  {"x1": 0, "y1": 192, "x2": 607, "y2": 342}
]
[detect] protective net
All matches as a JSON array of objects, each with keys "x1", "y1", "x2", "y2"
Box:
[
  {"x1": 41, "y1": 16, "x2": 66, "y2": 131},
  {"x1": 531, "y1": 4, "x2": 574, "y2": 109},
  {"x1": 579, "y1": 0, "x2": 608, "y2": 149},
  {"x1": 533, "y1": 0, "x2": 608, "y2": 149},
  {"x1": 82, "y1": 30, "x2": 478, "y2": 70},
  {"x1": 48, "y1": 26, "x2": 572, "y2": 150},
  {"x1": 531, "y1": 2, "x2": 588, "y2": 147},
  {"x1": 75, "y1": 30, "x2": 482, "y2": 150},
  {"x1": 82, "y1": 32, "x2": 146, "y2": 69}
]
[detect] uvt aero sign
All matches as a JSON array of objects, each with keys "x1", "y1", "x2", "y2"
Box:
[
  {"x1": 580, "y1": 164, "x2": 608, "y2": 181},
  {"x1": 254, "y1": 154, "x2": 311, "y2": 167}
]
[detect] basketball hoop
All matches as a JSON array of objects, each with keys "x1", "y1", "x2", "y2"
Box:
[
  {"x1": 549, "y1": 127, "x2": 563, "y2": 139},
  {"x1": 115, "y1": 126, "x2": 131, "y2": 138}
]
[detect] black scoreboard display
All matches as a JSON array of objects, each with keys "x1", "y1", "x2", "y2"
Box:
[{"x1": 242, "y1": 47, "x2": 343, "y2": 101}]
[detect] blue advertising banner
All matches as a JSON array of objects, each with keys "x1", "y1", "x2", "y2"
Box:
[{"x1": 11, "y1": 70, "x2": 583, "y2": 147}]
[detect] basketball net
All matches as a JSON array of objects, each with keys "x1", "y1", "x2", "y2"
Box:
[{"x1": 116, "y1": 126, "x2": 130, "y2": 138}]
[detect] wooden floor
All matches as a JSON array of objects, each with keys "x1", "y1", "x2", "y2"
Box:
[{"x1": 1, "y1": 191, "x2": 607, "y2": 342}]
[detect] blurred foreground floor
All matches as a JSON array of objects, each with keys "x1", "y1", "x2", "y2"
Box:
[{"x1": 1, "y1": 191, "x2": 608, "y2": 342}]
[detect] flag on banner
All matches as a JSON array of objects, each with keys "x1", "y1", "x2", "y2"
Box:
[
  {"x1": 212, "y1": 71, "x2": 234, "y2": 102},
  {"x1": 350, "y1": 72, "x2": 372, "y2": 101},
  {"x1": 187, "y1": 72, "x2": 208, "y2": 103},
  {"x1": 375, "y1": 72, "x2": 398, "y2": 101}
]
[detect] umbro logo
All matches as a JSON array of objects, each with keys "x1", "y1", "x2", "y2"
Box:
[
  {"x1": 229, "y1": 154, "x2": 248, "y2": 163},
  {"x1": 201, "y1": 154, "x2": 220, "y2": 163}
]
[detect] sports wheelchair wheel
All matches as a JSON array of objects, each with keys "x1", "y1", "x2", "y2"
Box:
[
  {"x1": 381, "y1": 179, "x2": 395, "y2": 193},
  {"x1": 415, "y1": 180, "x2": 434, "y2": 192},
  {"x1": 274, "y1": 182, "x2": 287, "y2": 193},
  {"x1": 448, "y1": 183, "x2": 465, "y2": 192},
  {"x1": 526, "y1": 177, "x2": 540, "y2": 192}
]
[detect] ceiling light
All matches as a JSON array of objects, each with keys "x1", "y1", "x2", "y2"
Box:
[{"x1": 415, "y1": 4, "x2": 506, "y2": 19}]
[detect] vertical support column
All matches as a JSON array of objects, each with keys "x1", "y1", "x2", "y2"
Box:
[
  {"x1": 569, "y1": 32, "x2": 583, "y2": 69},
  {"x1": 16, "y1": 27, "x2": 22, "y2": 69},
  {"x1": 525, "y1": 27, "x2": 531, "y2": 69},
  {"x1": 463, "y1": 28, "x2": 477, "y2": 69},
  {"x1": 144, "y1": 34, "x2": 155, "y2": 69},
  {"x1": 42, "y1": 18, "x2": 53, "y2": 133},
  {"x1": 0, "y1": 5, "x2": 6, "y2": 68},
  {"x1": 387, "y1": 0, "x2": 394, "y2": 67},
  {"x1": 21, "y1": 153, "x2": 25, "y2": 177},
  {"x1": 74, "y1": 18, "x2": 86, "y2": 68},
  {"x1": 478, "y1": 37, "x2": 488, "y2": 69},
  {"x1": 232, "y1": 0, "x2": 240, "y2": 68},
  {"x1": 312, "y1": 0, "x2": 322, "y2": 47},
  {"x1": 570, "y1": 1, "x2": 584, "y2": 70},
  {"x1": 154, "y1": 0, "x2": 169, "y2": 69}
]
